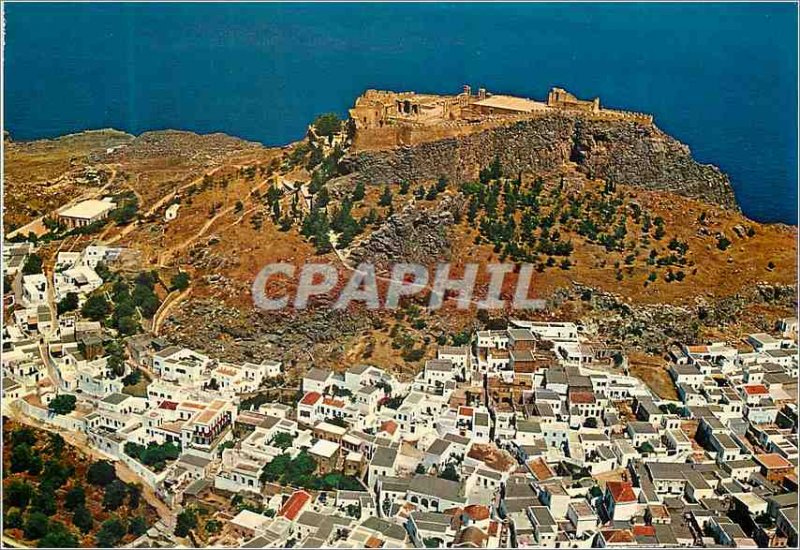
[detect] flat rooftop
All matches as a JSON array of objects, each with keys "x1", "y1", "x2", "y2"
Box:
[{"x1": 59, "y1": 199, "x2": 115, "y2": 219}]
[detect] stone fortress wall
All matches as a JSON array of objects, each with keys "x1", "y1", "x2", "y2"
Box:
[
  {"x1": 342, "y1": 86, "x2": 737, "y2": 209},
  {"x1": 349, "y1": 85, "x2": 654, "y2": 151}
]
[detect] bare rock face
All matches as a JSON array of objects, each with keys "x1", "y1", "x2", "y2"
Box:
[
  {"x1": 570, "y1": 119, "x2": 738, "y2": 209},
  {"x1": 348, "y1": 195, "x2": 465, "y2": 269},
  {"x1": 343, "y1": 113, "x2": 738, "y2": 210}
]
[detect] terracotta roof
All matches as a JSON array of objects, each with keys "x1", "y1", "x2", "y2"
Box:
[
  {"x1": 380, "y1": 420, "x2": 398, "y2": 435},
  {"x1": 528, "y1": 458, "x2": 556, "y2": 481},
  {"x1": 632, "y1": 525, "x2": 656, "y2": 536},
  {"x1": 459, "y1": 406, "x2": 474, "y2": 417},
  {"x1": 322, "y1": 397, "x2": 345, "y2": 408},
  {"x1": 743, "y1": 384, "x2": 769, "y2": 395},
  {"x1": 365, "y1": 536, "x2": 384, "y2": 548},
  {"x1": 159, "y1": 400, "x2": 178, "y2": 410},
  {"x1": 454, "y1": 526, "x2": 488, "y2": 547},
  {"x1": 755, "y1": 453, "x2": 793, "y2": 470},
  {"x1": 601, "y1": 529, "x2": 635, "y2": 543},
  {"x1": 467, "y1": 443, "x2": 516, "y2": 472},
  {"x1": 300, "y1": 391, "x2": 322, "y2": 406},
  {"x1": 463, "y1": 504, "x2": 491, "y2": 521},
  {"x1": 607, "y1": 481, "x2": 637, "y2": 503},
  {"x1": 279, "y1": 490, "x2": 311, "y2": 521},
  {"x1": 569, "y1": 390, "x2": 595, "y2": 404}
]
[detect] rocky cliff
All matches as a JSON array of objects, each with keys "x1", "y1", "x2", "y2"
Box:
[{"x1": 343, "y1": 114, "x2": 738, "y2": 209}]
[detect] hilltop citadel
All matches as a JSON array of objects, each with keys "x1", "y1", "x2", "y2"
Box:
[{"x1": 349, "y1": 86, "x2": 653, "y2": 149}]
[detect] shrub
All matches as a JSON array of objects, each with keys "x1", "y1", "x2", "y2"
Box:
[
  {"x1": 312, "y1": 113, "x2": 342, "y2": 137},
  {"x1": 64, "y1": 485, "x2": 86, "y2": 512},
  {"x1": 72, "y1": 506, "x2": 93, "y2": 534},
  {"x1": 128, "y1": 515, "x2": 148, "y2": 536},
  {"x1": 37, "y1": 520, "x2": 78, "y2": 548},
  {"x1": 174, "y1": 509, "x2": 198, "y2": 538},
  {"x1": 81, "y1": 294, "x2": 111, "y2": 321},
  {"x1": 87, "y1": 460, "x2": 117, "y2": 486},
  {"x1": 22, "y1": 254, "x2": 43, "y2": 275},
  {"x1": 5, "y1": 508, "x2": 24, "y2": 529},
  {"x1": 5, "y1": 480, "x2": 34, "y2": 509},
  {"x1": 103, "y1": 480, "x2": 129, "y2": 511},
  {"x1": 57, "y1": 292, "x2": 80, "y2": 315},
  {"x1": 23, "y1": 512, "x2": 50, "y2": 540},
  {"x1": 96, "y1": 518, "x2": 127, "y2": 547},
  {"x1": 48, "y1": 394, "x2": 77, "y2": 415},
  {"x1": 171, "y1": 272, "x2": 190, "y2": 291}
]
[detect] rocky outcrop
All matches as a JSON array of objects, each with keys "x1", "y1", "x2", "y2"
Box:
[
  {"x1": 343, "y1": 113, "x2": 738, "y2": 209},
  {"x1": 570, "y1": 119, "x2": 737, "y2": 209},
  {"x1": 348, "y1": 195, "x2": 465, "y2": 269}
]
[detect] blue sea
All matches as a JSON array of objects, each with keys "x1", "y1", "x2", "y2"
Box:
[{"x1": 4, "y1": 3, "x2": 797, "y2": 224}]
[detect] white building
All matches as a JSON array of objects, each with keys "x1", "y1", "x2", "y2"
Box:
[{"x1": 57, "y1": 199, "x2": 116, "y2": 228}]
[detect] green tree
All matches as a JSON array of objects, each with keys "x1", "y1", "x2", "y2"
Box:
[
  {"x1": 103, "y1": 479, "x2": 128, "y2": 511},
  {"x1": 128, "y1": 515, "x2": 148, "y2": 536},
  {"x1": 171, "y1": 272, "x2": 190, "y2": 291},
  {"x1": 11, "y1": 443, "x2": 37, "y2": 474},
  {"x1": 5, "y1": 480, "x2": 34, "y2": 510},
  {"x1": 95, "y1": 261, "x2": 112, "y2": 281},
  {"x1": 81, "y1": 294, "x2": 111, "y2": 321},
  {"x1": 116, "y1": 316, "x2": 138, "y2": 336},
  {"x1": 438, "y1": 463, "x2": 460, "y2": 482},
  {"x1": 11, "y1": 427, "x2": 37, "y2": 446},
  {"x1": 47, "y1": 433, "x2": 66, "y2": 457},
  {"x1": 270, "y1": 432, "x2": 294, "y2": 451},
  {"x1": 96, "y1": 517, "x2": 127, "y2": 547},
  {"x1": 110, "y1": 199, "x2": 139, "y2": 225},
  {"x1": 31, "y1": 485, "x2": 56, "y2": 516},
  {"x1": 22, "y1": 254, "x2": 43, "y2": 275},
  {"x1": 122, "y1": 369, "x2": 142, "y2": 387},
  {"x1": 23, "y1": 512, "x2": 50, "y2": 540},
  {"x1": 174, "y1": 509, "x2": 198, "y2": 538},
  {"x1": 352, "y1": 181, "x2": 366, "y2": 202},
  {"x1": 5, "y1": 508, "x2": 24, "y2": 529},
  {"x1": 378, "y1": 186, "x2": 393, "y2": 207},
  {"x1": 37, "y1": 521, "x2": 78, "y2": 548},
  {"x1": 312, "y1": 113, "x2": 342, "y2": 137},
  {"x1": 127, "y1": 483, "x2": 142, "y2": 509},
  {"x1": 87, "y1": 460, "x2": 117, "y2": 487},
  {"x1": 204, "y1": 519, "x2": 222, "y2": 534},
  {"x1": 57, "y1": 292, "x2": 80, "y2": 315},
  {"x1": 41, "y1": 459, "x2": 73, "y2": 490},
  {"x1": 65, "y1": 485, "x2": 86, "y2": 512},
  {"x1": 71, "y1": 506, "x2": 93, "y2": 534},
  {"x1": 48, "y1": 394, "x2": 77, "y2": 415}
]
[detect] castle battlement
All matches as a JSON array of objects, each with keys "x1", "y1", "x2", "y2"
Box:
[{"x1": 349, "y1": 85, "x2": 654, "y2": 150}]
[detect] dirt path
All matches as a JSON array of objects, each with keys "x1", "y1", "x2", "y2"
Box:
[
  {"x1": 6, "y1": 403, "x2": 175, "y2": 526},
  {"x1": 152, "y1": 287, "x2": 192, "y2": 336},
  {"x1": 104, "y1": 166, "x2": 223, "y2": 246},
  {"x1": 157, "y1": 176, "x2": 273, "y2": 268}
]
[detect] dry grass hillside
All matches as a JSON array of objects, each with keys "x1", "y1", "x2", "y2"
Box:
[{"x1": 4, "y1": 128, "x2": 796, "y2": 381}]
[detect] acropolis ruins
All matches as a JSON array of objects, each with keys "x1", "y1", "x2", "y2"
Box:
[{"x1": 349, "y1": 85, "x2": 653, "y2": 149}]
